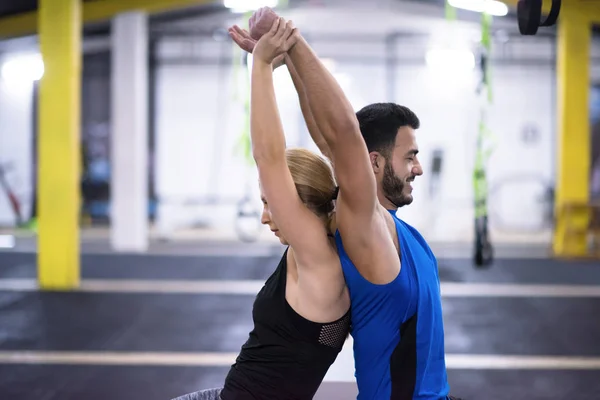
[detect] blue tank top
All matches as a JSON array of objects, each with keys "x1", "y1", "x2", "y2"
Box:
[{"x1": 335, "y1": 210, "x2": 449, "y2": 400}]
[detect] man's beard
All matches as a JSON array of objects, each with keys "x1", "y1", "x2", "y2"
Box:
[{"x1": 382, "y1": 161, "x2": 413, "y2": 208}]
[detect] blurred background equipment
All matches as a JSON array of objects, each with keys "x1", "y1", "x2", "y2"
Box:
[
  {"x1": 517, "y1": 0, "x2": 561, "y2": 35},
  {"x1": 0, "y1": 162, "x2": 23, "y2": 226}
]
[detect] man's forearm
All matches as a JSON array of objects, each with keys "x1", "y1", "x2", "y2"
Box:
[
  {"x1": 287, "y1": 37, "x2": 358, "y2": 150},
  {"x1": 285, "y1": 55, "x2": 332, "y2": 161}
]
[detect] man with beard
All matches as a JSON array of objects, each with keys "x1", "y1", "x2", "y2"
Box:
[
  {"x1": 232, "y1": 7, "x2": 454, "y2": 399},
  {"x1": 337, "y1": 102, "x2": 452, "y2": 400},
  {"x1": 355, "y1": 103, "x2": 423, "y2": 209}
]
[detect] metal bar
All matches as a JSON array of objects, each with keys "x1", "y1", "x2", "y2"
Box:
[{"x1": 0, "y1": 0, "x2": 215, "y2": 39}]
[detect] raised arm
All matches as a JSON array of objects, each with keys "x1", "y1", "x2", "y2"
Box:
[
  {"x1": 228, "y1": 25, "x2": 332, "y2": 162},
  {"x1": 249, "y1": 8, "x2": 400, "y2": 284},
  {"x1": 285, "y1": 36, "x2": 378, "y2": 220},
  {"x1": 284, "y1": 55, "x2": 332, "y2": 162},
  {"x1": 246, "y1": 18, "x2": 333, "y2": 264}
]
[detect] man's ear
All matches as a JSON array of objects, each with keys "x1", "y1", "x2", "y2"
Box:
[{"x1": 369, "y1": 152, "x2": 382, "y2": 173}]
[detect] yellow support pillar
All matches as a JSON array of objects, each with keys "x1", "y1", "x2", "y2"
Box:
[
  {"x1": 553, "y1": 5, "x2": 592, "y2": 257},
  {"x1": 37, "y1": 0, "x2": 82, "y2": 289}
]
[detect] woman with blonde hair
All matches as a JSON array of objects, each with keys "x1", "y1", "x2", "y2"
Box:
[{"x1": 171, "y1": 16, "x2": 350, "y2": 400}]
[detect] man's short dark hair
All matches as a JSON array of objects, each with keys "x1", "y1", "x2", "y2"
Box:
[{"x1": 355, "y1": 103, "x2": 420, "y2": 157}]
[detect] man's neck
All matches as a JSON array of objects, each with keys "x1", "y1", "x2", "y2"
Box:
[{"x1": 377, "y1": 192, "x2": 398, "y2": 211}]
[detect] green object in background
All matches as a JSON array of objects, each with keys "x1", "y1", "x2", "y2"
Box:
[
  {"x1": 480, "y1": 12, "x2": 493, "y2": 103},
  {"x1": 445, "y1": 1, "x2": 494, "y2": 266},
  {"x1": 472, "y1": 10, "x2": 495, "y2": 267},
  {"x1": 233, "y1": 11, "x2": 255, "y2": 167},
  {"x1": 24, "y1": 217, "x2": 38, "y2": 233},
  {"x1": 445, "y1": 0, "x2": 457, "y2": 21},
  {"x1": 473, "y1": 118, "x2": 495, "y2": 219},
  {"x1": 473, "y1": 10, "x2": 495, "y2": 219}
]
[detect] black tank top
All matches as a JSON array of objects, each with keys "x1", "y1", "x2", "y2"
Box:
[{"x1": 221, "y1": 248, "x2": 351, "y2": 400}]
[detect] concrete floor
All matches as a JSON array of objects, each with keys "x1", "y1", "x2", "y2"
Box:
[{"x1": 0, "y1": 242, "x2": 599, "y2": 400}]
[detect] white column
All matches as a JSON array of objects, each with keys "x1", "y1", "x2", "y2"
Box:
[{"x1": 110, "y1": 11, "x2": 149, "y2": 251}]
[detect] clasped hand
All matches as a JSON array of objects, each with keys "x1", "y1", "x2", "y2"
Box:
[
  {"x1": 253, "y1": 17, "x2": 297, "y2": 65},
  {"x1": 229, "y1": 17, "x2": 298, "y2": 67}
]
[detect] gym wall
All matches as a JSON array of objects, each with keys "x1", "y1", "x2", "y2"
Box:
[
  {"x1": 1, "y1": 10, "x2": 599, "y2": 245},
  {"x1": 152, "y1": 30, "x2": 600, "y2": 242}
]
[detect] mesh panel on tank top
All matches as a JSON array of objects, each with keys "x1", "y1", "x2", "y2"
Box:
[{"x1": 318, "y1": 312, "x2": 351, "y2": 348}]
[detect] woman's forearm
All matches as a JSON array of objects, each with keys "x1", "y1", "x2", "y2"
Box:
[{"x1": 250, "y1": 60, "x2": 287, "y2": 163}]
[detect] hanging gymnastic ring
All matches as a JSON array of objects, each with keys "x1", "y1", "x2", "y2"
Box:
[
  {"x1": 540, "y1": 0, "x2": 561, "y2": 27},
  {"x1": 518, "y1": 0, "x2": 561, "y2": 36}
]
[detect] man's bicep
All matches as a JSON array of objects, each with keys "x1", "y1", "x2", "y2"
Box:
[
  {"x1": 329, "y1": 130, "x2": 378, "y2": 216},
  {"x1": 336, "y1": 199, "x2": 401, "y2": 284}
]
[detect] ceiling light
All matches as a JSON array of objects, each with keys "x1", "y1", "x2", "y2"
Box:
[
  {"x1": 224, "y1": 0, "x2": 279, "y2": 13},
  {"x1": 448, "y1": 0, "x2": 509, "y2": 17},
  {"x1": 1, "y1": 53, "x2": 44, "y2": 82}
]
